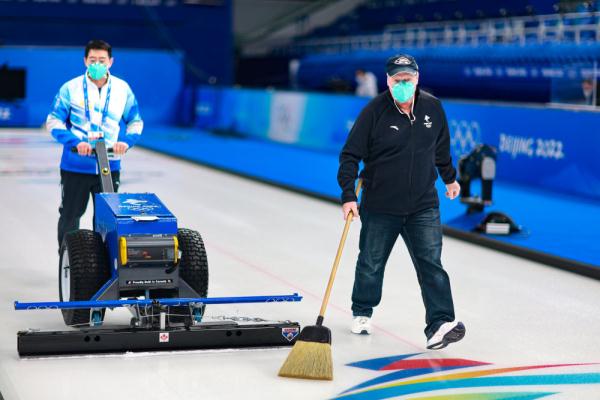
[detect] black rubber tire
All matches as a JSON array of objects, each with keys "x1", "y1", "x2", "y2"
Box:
[
  {"x1": 59, "y1": 230, "x2": 110, "y2": 327},
  {"x1": 169, "y1": 228, "x2": 209, "y2": 323}
]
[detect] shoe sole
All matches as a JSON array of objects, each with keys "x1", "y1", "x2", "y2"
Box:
[{"x1": 426, "y1": 322, "x2": 466, "y2": 350}]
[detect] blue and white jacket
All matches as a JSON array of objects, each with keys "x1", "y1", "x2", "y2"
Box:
[{"x1": 46, "y1": 73, "x2": 143, "y2": 174}]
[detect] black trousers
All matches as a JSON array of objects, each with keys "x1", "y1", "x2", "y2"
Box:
[
  {"x1": 58, "y1": 169, "x2": 120, "y2": 249},
  {"x1": 351, "y1": 208, "x2": 455, "y2": 339}
]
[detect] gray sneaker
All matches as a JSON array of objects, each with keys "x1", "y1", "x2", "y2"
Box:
[{"x1": 426, "y1": 321, "x2": 465, "y2": 350}]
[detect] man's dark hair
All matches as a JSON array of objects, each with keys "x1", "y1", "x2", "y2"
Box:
[{"x1": 85, "y1": 40, "x2": 112, "y2": 58}]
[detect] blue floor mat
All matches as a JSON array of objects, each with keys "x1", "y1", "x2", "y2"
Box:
[{"x1": 140, "y1": 128, "x2": 599, "y2": 270}]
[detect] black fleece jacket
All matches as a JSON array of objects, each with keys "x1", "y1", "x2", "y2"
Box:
[{"x1": 337, "y1": 88, "x2": 457, "y2": 215}]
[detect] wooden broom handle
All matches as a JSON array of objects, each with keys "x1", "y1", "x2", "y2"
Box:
[{"x1": 318, "y1": 179, "x2": 363, "y2": 322}]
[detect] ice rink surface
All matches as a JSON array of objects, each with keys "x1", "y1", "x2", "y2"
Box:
[{"x1": 1, "y1": 129, "x2": 599, "y2": 400}]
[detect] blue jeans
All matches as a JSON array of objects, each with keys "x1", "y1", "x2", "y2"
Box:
[{"x1": 351, "y1": 207, "x2": 455, "y2": 339}]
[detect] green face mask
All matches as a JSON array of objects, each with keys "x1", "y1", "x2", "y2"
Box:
[
  {"x1": 87, "y1": 63, "x2": 108, "y2": 80},
  {"x1": 391, "y1": 81, "x2": 416, "y2": 103}
]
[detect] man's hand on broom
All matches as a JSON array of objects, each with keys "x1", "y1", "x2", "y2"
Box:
[{"x1": 342, "y1": 201, "x2": 359, "y2": 220}]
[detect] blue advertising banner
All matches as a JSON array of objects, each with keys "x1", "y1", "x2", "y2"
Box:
[
  {"x1": 444, "y1": 102, "x2": 600, "y2": 201},
  {"x1": 196, "y1": 86, "x2": 367, "y2": 152},
  {"x1": 196, "y1": 87, "x2": 600, "y2": 201},
  {"x1": 0, "y1": 102, "x2": 27, "y2": 126},
  {"x1": 197, "y1": 87, "x2": 271, "y2": 139}
]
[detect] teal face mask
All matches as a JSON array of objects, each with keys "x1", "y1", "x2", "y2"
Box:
[
  {"x1": 391, "y1": 81, "x2": 416, "y2": 103},
  {"x1": 87, "y1": 63, "x2": 108, "y2": 80}
]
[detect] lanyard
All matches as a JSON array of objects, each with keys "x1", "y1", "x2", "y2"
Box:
[{"x1": 83, "y1": 75, "x2": 112, "y2": 133}]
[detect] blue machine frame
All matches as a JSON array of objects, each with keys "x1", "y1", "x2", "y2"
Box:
[{"x1": 15, "y1": 294, "x2": 303, "y2": 310}]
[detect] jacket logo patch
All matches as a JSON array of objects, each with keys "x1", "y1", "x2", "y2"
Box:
[
  {"x1": 390, "y1": 125, "x2": 399, "y2": 131},
  {"x1": 424, "y1": 115, "x2": 433, "y2": 128}
]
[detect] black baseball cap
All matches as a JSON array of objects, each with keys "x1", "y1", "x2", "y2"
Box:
[{"x1": 386, "y1": 54, "x2": 419, "y2": 76}]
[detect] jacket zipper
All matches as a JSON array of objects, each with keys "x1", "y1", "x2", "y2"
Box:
[
  {"x1": 407, "y1": 119, "x2": 414, "y2": 205},
  {"x1": 394, "y1": 99, "x2": 416, "y2": 206},
  {"x1": 407, "y1": 100, "x2": 416, "y2": 206}
]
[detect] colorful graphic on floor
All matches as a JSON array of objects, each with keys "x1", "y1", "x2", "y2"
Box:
[{"x1": 335, "y1": 353, "x2": 600, "y2": 399}]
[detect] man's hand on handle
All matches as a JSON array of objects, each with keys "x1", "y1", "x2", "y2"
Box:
[
  {"x1": 75, "y1": 141, "x2": 129, "y2": 156},
  {"x1": 342, "y1": 201, "x2": 359, "y2": 220},
  {"x1": 445, "y1": 181, "x2": 461, "y2": 200},
  {"x1": 76, "y1": 142, "x2": 93, "y2": 156},
  {"x1": 113, "y1": 142, "x2": 129, "y2": 155}
]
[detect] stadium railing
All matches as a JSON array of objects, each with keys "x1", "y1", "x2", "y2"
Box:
[{"x1": 283, "y1": 12, "x2": 599, "y2": 55}]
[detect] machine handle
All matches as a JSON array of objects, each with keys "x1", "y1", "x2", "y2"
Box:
[
  {"x1": 70, "y1": 146, "x2": 116, "y2": 155},
  {"x1": 71, "y1": 140, "x2": 116, "y2": 193}
]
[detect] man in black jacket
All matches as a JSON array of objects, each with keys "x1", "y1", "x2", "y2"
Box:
[{"x1": 337, "y1": 54, "x2": 465, "y2": 350}]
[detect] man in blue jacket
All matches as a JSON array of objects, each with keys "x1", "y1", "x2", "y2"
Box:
[
  {"x1": 46, "y1": 39, "x2": 143, "y2": 250},
  {"x1": 338, "y1": 54, "x2": 465, "y2": 350}
]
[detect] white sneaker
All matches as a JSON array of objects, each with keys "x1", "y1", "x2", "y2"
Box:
[
  {"x1": 426, "y1": 321, "x2": 465, "y2": 350},
  {"x1": 351, "y1": 316, "x2": 372, "y2": 335}
]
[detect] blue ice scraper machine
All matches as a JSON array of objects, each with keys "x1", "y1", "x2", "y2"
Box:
[{"x1": 15, "y1": 140, "x2": 302, "y2": 356}]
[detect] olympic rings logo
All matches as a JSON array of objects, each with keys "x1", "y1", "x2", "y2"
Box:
[{"x1": 449, "y1": 120, "x2": 481, "y2": 159}]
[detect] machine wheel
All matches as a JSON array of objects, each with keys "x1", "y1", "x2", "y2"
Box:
[
  {"x1": 169, "y1": 228, "x2": 209, "y2": 323},
  {"x1": 59, "y1": 230, "x2": 110, "y2": 327}
]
